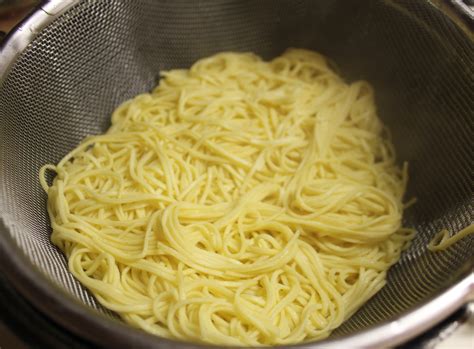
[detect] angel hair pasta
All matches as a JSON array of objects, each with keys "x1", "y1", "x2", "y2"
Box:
[{"x1": 40, "y1": 49, "x2": 414, "y2": 346}]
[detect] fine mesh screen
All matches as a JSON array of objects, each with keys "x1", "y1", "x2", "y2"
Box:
[{"x1": 0, "y1": 0, "x2": 472, "y2": 344}]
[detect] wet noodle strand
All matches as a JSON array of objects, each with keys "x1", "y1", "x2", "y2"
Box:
[{"x1": 40, "y1": 49, "x2": 413, "y2": 345}]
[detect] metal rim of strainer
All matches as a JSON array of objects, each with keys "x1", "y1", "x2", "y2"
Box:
[{"x1": 0, "y1": 1, "x2": 473, "y2": 348}]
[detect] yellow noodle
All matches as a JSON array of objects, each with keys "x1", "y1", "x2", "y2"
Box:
[
  {"x1": 40, "y1": 49, "x2": 413, "y2": 345},
  {"x1": 428, "y1": 224, "x2": 474, "y2": 252}
]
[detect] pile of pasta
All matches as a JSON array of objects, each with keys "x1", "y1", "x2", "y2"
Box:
[{"x1": 41, "y1": 49, "x2": 414, "y2": 345}]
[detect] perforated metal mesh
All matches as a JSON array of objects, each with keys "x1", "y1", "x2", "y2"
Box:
[{"x1": 0, "y1": 0, "x2": 472, "y2": 346}]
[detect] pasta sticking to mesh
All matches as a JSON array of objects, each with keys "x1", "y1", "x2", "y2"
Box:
[
  {"x1": 428, "y1": 225, "x2": 474, "y2": 252},
  {"x1": 40, "y1": 49, "x2": 414, "y2": 346}
]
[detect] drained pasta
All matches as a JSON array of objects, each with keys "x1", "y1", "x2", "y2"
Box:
[
  {"x1": 40, "y1": 49, "x2": 415, "y2": 345},
  {"x1": 428, "y1": 225, "x2": 474, "y2": 252}
]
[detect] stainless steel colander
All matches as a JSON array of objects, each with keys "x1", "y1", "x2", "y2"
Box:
[{"x1": 0, "y1": 0, "x2": 472, "y2": 347}]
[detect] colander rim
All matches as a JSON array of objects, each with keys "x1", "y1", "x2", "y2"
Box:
[{"x1": 0, "y1": 1, "x2": 472, "y2": 348}]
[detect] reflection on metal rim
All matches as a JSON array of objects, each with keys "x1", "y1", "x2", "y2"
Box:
[{"x1": 0, "y1": 1, "x2": 472, "y2": 348}]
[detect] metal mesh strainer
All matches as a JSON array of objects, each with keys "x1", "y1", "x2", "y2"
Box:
[{"x1": 0, "y1": 0, "x2": 472, "y2": 347}]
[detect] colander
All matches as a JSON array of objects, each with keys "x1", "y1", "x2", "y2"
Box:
[{"x1": 0, "y1": 0, "x2": 472, "y2": 347}]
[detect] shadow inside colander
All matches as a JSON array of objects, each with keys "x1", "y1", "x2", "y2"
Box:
[{"x1": 0, "y1": 0, "x2": 472, "y2": 346}]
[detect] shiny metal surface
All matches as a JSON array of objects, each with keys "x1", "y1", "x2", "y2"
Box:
[
  {"x1": 0, "y1": 0, "x2": 472, "y2": 347},
  {"x1": 0, "y1": 0, "x2": 76, "y2": 82}
]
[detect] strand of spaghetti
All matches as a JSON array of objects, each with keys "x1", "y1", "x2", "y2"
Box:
[
  {"x1": 428, "y1": 224, "x2": 474, "y2": 252},
  {"x1": 39, "y1": 49, "x2": 412, "y2": 346}
]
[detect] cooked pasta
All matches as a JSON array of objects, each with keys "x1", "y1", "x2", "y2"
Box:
[
  {"x1": 40, "y1": 49, "x2": 414, "y2": 345},
  {"x1": 428, "y1": 224, "x2": 474, "y2": 252}
]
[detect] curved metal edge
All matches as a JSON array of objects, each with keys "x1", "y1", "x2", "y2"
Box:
[
  {"x1": 0, "y1": 0, "x2": 78, "y2": 86},
  {"x1": 315, "y1": 269, "x2": 474, "y2": 349},
  {"x1": 0, "y1": 0, "x2": 472, "y2": 348},
  {"x1": 450, "y1": 0, "x2": 474, "y2": 21},
  {"x1": 0, "y1": 218, "x2": 205, "y2": 349},
  {"x1": 428, "y1": 0, "x2": 474, "y2": 39},
  {"x1": 0, "y1": 1, "x2": 189, "y2": 347}
]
